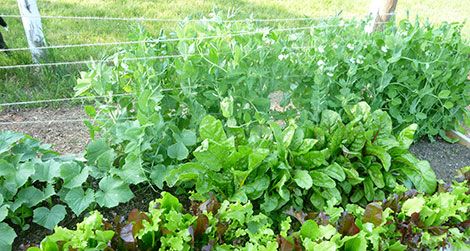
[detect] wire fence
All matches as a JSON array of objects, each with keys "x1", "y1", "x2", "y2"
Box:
[{"x1": 0, "y1": 12, "x2": 394, "y2": 126}]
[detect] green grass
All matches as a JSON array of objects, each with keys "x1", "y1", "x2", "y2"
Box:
[{"x1": 0, "y1": 0, "x2": 469, "y2": 104}]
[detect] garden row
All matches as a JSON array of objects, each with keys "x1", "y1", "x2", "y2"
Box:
[{"x1": 0, "y1": 15, "x2": 469, "y2": 250}]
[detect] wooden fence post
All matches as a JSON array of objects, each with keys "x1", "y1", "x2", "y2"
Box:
[
  {"x1": 365, "y1": 0, "x2": 398, "y2": 33},
  {"x1": 17, "y1": 0, "x2": 46, "y2": 63}
]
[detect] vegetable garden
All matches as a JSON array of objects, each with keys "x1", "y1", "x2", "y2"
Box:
[{"x1": 0, "y1": 14, "x2": 469, "y2": 250}]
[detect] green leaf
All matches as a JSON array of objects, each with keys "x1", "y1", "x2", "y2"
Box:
[
  {"x1": 323, "y1": 162, "x2": 346, "y2": 182},
  {"x1": 300, "y1": 220, "x2": 320, "y2": 241},
  {"x1": 310, "y1": 171, "x2": 336, "y2": 188},
  {"x1": 366, "y1": 145, "x2": 391, "y2": 171},
  {"x1": 11, "y1": 187, "x2": 45, "y2": 211},
  {"x1": 367, "y1": 163, "x2": 385, "y2": 188},
  {"x1": 117, "y1": 153, "x2": 147, "y2": 184},
  {"x1": 0, "y1": 131, "x2": 23, "y2": 155},
  {"x1": 0, "y1": 223, "x2": 16, "y2": 251},
  {"x1": 167, "y1": 142, "x2": 189, "y2": 160},
  {"x1": 32, "y1": 160, "x2": 61, "y2": 183},
  {"x1": 408, "y1": 161, "x2": 437, "y2": 194},
  {"x1": 33, "y1": 205, "x2": 67, "y2": 230},
  {"x1": 95, "y1": 176, "x2": 134, "y2": 208},
  {"x1": 179, "y1": 129, "x2": 197, "y2": 146},
  {"x1": 397, "y1": 124, "x2": 417, "y2": 149},
  {"x1": 220, "y1": 96, "x2": 234, "y2": 118},
  {"x1": 282, "y1": 124, "x2": 297, "y2": 148},
  {"x1": 438, "y1": 90, "x2": 451, "y2": 99},
  {"x1": 294, "y1": 170, "x2": 313, "y2": 189},
  {"x1": 363, "y1": 177, "x2": 374, "y2": 201},
  {"x1": 158, "y1": 192, "x2": 183, "y2": 212},
  {"x1": 344, "y1": 232, "x2": 367, "y2": 251},
  {"x1": 150, "y1": 164, "x2": 169, "y2": 189},
  {"x1": 64, "y1": 187, "x2": 95, "y2": 216},
  {"x1": 60, "y1": 162, "x2": 89, "y2": 189},
  {"x1": 200, "y1": 115, "x2": 227, "y2": 142},
  {"x1": 402, "y1": 196, "x2": 425, "y2": 216}
]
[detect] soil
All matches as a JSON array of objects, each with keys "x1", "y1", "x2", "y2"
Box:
[
  {"x1": 410, "y1": 139, "x2": 470, "y2": 182},
  {"x1": 0, "y1": 107, "x2": 89, "y2": 154},
  {"x1": 1, "y1": 107, "x2": 469, "y2": 250}
]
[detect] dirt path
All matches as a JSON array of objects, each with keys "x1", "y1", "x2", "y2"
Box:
[{"x1": 0, "y1": 107, "x2": 89, "y2": 154}]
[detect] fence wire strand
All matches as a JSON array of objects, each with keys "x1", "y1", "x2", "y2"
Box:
[{"x1": 0, "y1": 24, "x2": 347, "y2": 53}]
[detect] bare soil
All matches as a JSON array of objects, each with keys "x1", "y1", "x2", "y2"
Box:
[{"x1": 0, "y1": 107, "x2": 89, "y2": 154}]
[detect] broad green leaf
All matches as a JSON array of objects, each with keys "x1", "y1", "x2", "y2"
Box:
[
  {"x1": 95, "y1": 176, "x2": 134, "y2": 208},
  {"x1": 320, "y1": 110, "x2": 342, "y2": 130},
  {"x1": 0, "y1": 223, "x2": 16, "y2": 251},
  {"x1": 367, "y1": 163, "x2": 385, "y2": 188},
  {"x1": 344, "y1": 232, "x2": 367, "y2": 251},
  {"x1": 11, "y1": 187, "x2": 45, "y2": 211},
  {"x1": 300, "y1": 220, "x2": 320, "y2": 241},
  {"x1": 33, "y1": 205, "x2": 67, "y2": 230},
  {"x1": 60, "y1": 163, "x2": 89, "y2": 189},
  {"x1": 323, "y1": 162, "x2": 346, "y2": 181},
  {"x1": 167, "y1": 142, "x2": 189, "y2": 160},
  {"x1": 294, "y1": 170, "x2": 313, "y2": 189},
  {"x1": 150, "y1": 164, "x2": 169, "y2": 189},
  {"x1": 310, "y1": 171, "x2": 336, "y2": 188},
  {"x1": 0, "y1": 204, "x2": 8, "y2": 222},
  {"x1": 179, "y1": 129, "x2": 197, "y2": 146},
  {"x1": 200, "y1": 115, "x2": 227, "y2": 142},
  {"x1": 117, "y1": 153, "x2": 147, "y2": 184},
  {"x1": 438, "y1": 90, "x2": 451, "y2": 99},
  {"x1": 366, "y1": 145, "x2": 391, "y2": 171},
  {"x1": 346, "y1": 102, "x2": 371, "y2": 123},
  {"x1": 410, "y1": 161, "x2": 437, "y2": 194},
  {"x1": 402, "y1": 196, "x2": 425, "y2": 216},
  {"x1": 363, "y1": 177, "x2": 374, "y2": 201},
  {"x1": 0, "y1": 131, "x2": 23, "y2": 155},
  {"x1": 220, "y1": 96, "x2": 234, "y2": 118},
  {"x1": 64, "y1": 187, "x2": 95, "y2": 216},
  {"x1": 158, "y1": 192, "x2": 183, "y2": 212},
  {"x1": 282, "y1": 124, "x2": 297, "y2": 148},
  {"x1": 397, "y1": 124, "x2": 417, "y2": 149},
  {"x1": 31, "y1": 160, "x2": 61, "y2": 183}
]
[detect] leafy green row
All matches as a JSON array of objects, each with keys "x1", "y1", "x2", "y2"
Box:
[
  {"x1": 76, "y1": 15, "x2": 470, "y2": 151},
  {"x1": 162, "y1": 102, "x2": 437, "y2": 213},
  {"x1": 0, "y1": 132, "x2": 136, "y2": 250},
  {"x1": 29, "y1": 178, "x2": 469, "y2": 251}
]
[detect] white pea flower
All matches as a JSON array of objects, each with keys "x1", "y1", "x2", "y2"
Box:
[
  {"x1": 339, "y1": 20, "x2": 345, "y2": 27},
  {"x1": 381, "y1": 46, "x2": 388, "y2": 53},
  {"x1": 327, "y1": 72, "x2": 334, "y2": 77},
  {"x1": 347, "y1": 43, "x2": 354, "y2": 50},
  {"x1": 349, "y1": 58, "x2": 356, "y2": 64},
  {"x1": 278, "y1": 54, "x2": 289, "y2": 61},
  {"x1": 356, "y1": 55, "x2": 364, "y2": 64},
  {"x1": 317, "y1": 60, "x2": 326, "y2": 67},
  {"x1": 317, "y1": 46, "x2": 325, "y2": 53},
  {"x1": 332, "y1": 43, "x2": 338, "y2": 49}
]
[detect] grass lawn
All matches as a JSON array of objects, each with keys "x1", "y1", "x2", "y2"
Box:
[{"x1": 0, "y1": 0, "x2": 469, "y2": 104}]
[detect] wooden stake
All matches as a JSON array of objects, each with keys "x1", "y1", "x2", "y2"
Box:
[
  {"x1": 17, "y1": 0, "x2": 47, "y2": 63},
  {"x1": 366, "y1": 0, "x2": 398, "y2": 33}
]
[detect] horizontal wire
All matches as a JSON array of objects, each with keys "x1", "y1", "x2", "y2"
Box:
[
  {"x1": 0, "y1": 14, "x2": 336, "y2": 22},
  {"x1": 0, "y1": 24, "x2": 340, "y2": 53},
  {"x1": 0, "y1": 93, "x2": 133, "y2": 107},
  {"x1": 0, "y1": 117, "x2": 135, "y2": 126},
  {"x1": 0, "y1": 53, "x2": 193, "y2": 69}
]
